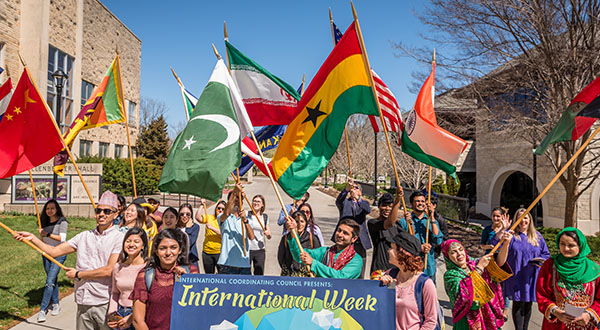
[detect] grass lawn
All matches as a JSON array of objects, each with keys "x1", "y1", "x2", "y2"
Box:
[{"x1": 0, "y1": 214, "x2": 96, "y2": 330}]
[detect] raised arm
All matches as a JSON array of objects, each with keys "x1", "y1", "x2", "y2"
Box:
[
  {"x1": 13, "y1": 231, "x2": 75, "y2": 258},
  {"x1": 384, "y1": 188, "x2": 403, "y2": 229}
]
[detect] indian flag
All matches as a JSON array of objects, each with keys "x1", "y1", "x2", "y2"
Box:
[
  {"x1": 226, "y1": 41, "x2": 301, "y2": 126},
  {"x1": 400, "y1": 61, "x2": 467, "y2": 176},
  {"x1": 272, "y1": 22, "x2": 379, "y2": 199}
]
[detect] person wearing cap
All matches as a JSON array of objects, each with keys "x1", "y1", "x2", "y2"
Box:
[
  {"x1": 146, "y1": 197, "x2": 163, "y2": 229},
  {"x1": 379, "y1": 231, "x2": 439, "y2": 329},
  {"x1": 132, "y1": 197, "x2": 159, "y2": 251},
  {"x1": 333, "y1": 178, "x2": 372, "y2": 278},
  {"x1": 398, "y1": 191, "x2": 443, "y2": 284},
  {"x1": 285, "y1": 217, "x2": 363, "y2": 279},
  {"x1": 367, "y1": 188, "x2": 407, "y2": 276},
  {"x1": 14, "y1": 190, "x2": 125, "y2": 330}
]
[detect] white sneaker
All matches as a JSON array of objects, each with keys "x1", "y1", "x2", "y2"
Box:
[
  {"x1": 37, "y1": 310, "x2": 46, "y2": 323},
  {"x1": 50, "y1": 304, "x2": 60, "y2": 316}
]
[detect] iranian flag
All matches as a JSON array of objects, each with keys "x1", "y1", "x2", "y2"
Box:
[
  {"x1": 400, "y1": 61, "x2": 467, "y2": 176},
  {"x1": 226, "y1": 41, "x2": 301, "y2": 126}
]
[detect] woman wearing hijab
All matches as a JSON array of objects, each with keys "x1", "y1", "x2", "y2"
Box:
[
  {"x1": 536, "y1": 227, "x2": 600, "y2": 330},
  {"x1": 442, "y1": 234, "x2": 512, "y2": 330}
]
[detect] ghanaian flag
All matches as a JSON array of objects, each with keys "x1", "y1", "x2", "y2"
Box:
[
  {"x1": 272, "y1": 22, "x2": 378, "y2": 199},
  {"x1": 53, "y1": 55, "x2": 126, "y2": 176}
]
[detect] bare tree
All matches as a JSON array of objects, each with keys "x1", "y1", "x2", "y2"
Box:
[
  {"x1": 139, "y1": 97, "x2": 168, "y2": 128},
  {"x1": 395, "y1": 0, "x2": 600, "y2": 227}
]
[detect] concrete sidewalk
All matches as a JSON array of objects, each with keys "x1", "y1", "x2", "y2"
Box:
[{"x1": 11, "y1": 177, "x2": 544, "y2": 329}]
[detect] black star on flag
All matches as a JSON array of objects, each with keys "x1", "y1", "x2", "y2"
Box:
[{"x1": 302, "y1": 101, "x2": 327, "y2": 127}]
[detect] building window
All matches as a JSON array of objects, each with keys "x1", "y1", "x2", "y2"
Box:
[
  {"x1": 81, "y1": 80, "x2": 95, "y2": 107},
  {"x1": 128, "y1": 100, "x2": 136, "y2": 126},
  {"x1": 79, "y1": 139, "x2": 92, "y2": 157},
  {"x1": 0, "y1": 42, "x2": 5, "y2": 73},
  {"x1": 114, "y1": 144, "x2": 123, "y2": 158},
  {"x1": 99, "y1": 142, "x2": 109, "y2": 158},
  {"x1": 47, "y1": 45, "x2": 74, "y2": 133}
]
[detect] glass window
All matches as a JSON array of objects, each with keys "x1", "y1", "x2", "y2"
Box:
[
  {"x1": 128, "y1": 100, "x2": 136, "y2": 126},
  {"x1": 47, "y1": 45, "x2": 74, "y2": 133},
  {"x1": 81, "y1": 80, "x2": 95, "y2": 107},
  {"x1": 79, "y1": 140, "x2": 92, "y2": 157},
  {"x1": 114, "y1": 144, "x2": 123, "y2": 158},
  {"x1": 99, "y1": 142, "x2": 109, "y2": 158}
]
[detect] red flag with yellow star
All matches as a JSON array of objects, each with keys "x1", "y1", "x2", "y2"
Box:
[{"x1": 0, "y1": 68, "x2": 64, "y2": 178}]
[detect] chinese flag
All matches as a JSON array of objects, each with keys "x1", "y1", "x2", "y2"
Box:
[{"x1": 0, "y1": 68, "x2": 64, "y2": 178}]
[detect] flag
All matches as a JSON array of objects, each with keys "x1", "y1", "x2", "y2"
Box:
[
  {"x1": 0, "y1": 78, "x2": 13, "y2": 122},
  {"x1": 238, "y1": 125, "x2": 285, "y2": 177},
  {"x1": 272, "y1": 22, "x2": 379, "y2": 199},
  {"x1": 172, "y1": 70, "x2": 198, "y2": 120},
  {"x1": 368, "y1": 70, "x2": 403, "y2": 134},
  {"x1": 400, "y1": 61, "x2": 467, "y2": 177},
  {"x1": 159, "y1": 58, "x2": 249, "y2": 201},
  {"x1": 331, "y1": 19, "x2": 402, "y2": 135},
  {"x1": 534, "y1": 76, "x2": 600, "y2": 155},
  {"x1": 0, "y1": 66, "x2": 4, "y2": 75},
  {"x1": 0, "y1": 68, "x2": 64, "y2": 178},
  {"x1": 226, "y1": 41, "x2": 301, "y2": 126},
  {"x1": 53, "y1": 55, "x2": 126, "y2": 176}
]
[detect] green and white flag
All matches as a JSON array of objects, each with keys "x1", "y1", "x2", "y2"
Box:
[{"x1": 159, "y1": 58, "x2": 252, "y2": 201}]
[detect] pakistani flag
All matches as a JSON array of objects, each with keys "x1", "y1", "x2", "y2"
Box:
[{"x1": 159, "y1": 58, "x2": 252, "y2": 201}]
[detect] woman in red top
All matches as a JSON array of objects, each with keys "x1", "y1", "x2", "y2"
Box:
[
  {"x1": 536, "y1": 227, "x2": 600, "y2": 330},
  {"x1": 131, "y1": 228, "x2": 198, "y2": 330}
]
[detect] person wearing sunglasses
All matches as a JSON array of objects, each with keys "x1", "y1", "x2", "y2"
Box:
[
  {"x1": 195, "y1": 200, "x2": 226, "y2": 274},
  {"x1": 14, "y1": 191, "x2": 125, "y2": 330},
  {"x1": 177, "y1": 203, "x2": 199, "y2": 269}
]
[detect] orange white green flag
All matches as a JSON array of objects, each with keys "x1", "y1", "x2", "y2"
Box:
[
  {"x1": 53, "y1": 55, "x2": 126, "y2": 176},
  {"x1": 271, "y1": 22, "x2": 379, "y2": 199},
  {"x1": 400, "y1": 61, "x2": 467, "y2": 177}
]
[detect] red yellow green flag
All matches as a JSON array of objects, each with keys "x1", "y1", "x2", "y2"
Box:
[
  {"x1": 53, "y1": 55, "x2": 126, "y2": 175},
  {"x1": 271, "y1": 22, "x2": 379, "y2": 199}
]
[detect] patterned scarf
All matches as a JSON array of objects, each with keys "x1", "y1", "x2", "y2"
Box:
[{"x1": 323, "y1": 244, "x2": 356, "y2": 270}]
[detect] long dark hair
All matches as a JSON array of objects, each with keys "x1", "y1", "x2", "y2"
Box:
[
  {"x1": 178, "y1": 203, "x2": 193, "y2": 228},
  {"x1": 149, "y1": 228, "x2": 189, "y2": 269},
  {"x1": 298, "y1": 203, "x2": 318, "y2": 236},
  {"x1": 214, "y1": 200, "x2": 226, "y2": 217},
  {"x1": 40, "y1": 199, "x2": 65, "y2": 228},
  {"x1": 120, "y1": 227, "x2": 149, "y2": 263},
  {"x1": 121, "y1": 203, "x2": 146, "y2": 228},
  {"x1": 291, "y1": 210, "x2": 308, "y2": 234}
]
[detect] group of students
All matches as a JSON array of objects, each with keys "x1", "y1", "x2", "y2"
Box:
[{"x1": 12, "y1": 178, "x2": 600, "y2": 330}]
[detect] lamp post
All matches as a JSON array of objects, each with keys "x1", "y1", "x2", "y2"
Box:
[{"x1": 51, "y1": 69, "x2": 68, "y2": 200}]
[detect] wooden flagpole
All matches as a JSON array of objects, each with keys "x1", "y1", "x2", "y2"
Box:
[
  {"x1": 215, "y1": 39, "x2": 306, "y2": 254},
  {"x1": 424, "y1": 166, "x2": 433, "y2": 269},
  {"x1": 490, "y1": 124, "x2": 600, "y2": 254},
  {"x1": 22, "y1": 63, "x2": 97, "y2": 209},
  {"x1": 329, "y1": 8, "x2": 353, "y2": 178},
  {"x1": 0, "y1": 219, "x2": 67, "y2": 270},
  {"x1": 301, "y1": 74, "x2": 306, "y2": 96},
  {"x1": 28, "y1": 170, "x2": 42, "y2": 229},
  {"x1": 116, "y1": 50, "x2": 138, "y2": 198},
  {"x1": 170, "y1": 67, "x2": 190, "y2": 121},
  {"x1": 350, "y1": 2, "x2": 412, "y2": 233}
]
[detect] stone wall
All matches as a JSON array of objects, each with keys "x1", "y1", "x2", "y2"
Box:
[
  {"x1": 49, "y1": 0, "x2": 77, "y2": 55},
  {"x1": 0, "y1": 0, "x2": 21, "y2": 81}
]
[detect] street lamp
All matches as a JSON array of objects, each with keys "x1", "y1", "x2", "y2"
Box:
[{"x1": 51, "y1": 69, "x2": 69, "y2": 200}]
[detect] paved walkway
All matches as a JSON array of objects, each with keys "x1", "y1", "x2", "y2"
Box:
[{"x1": 11, "y1": 177, "x2": 543, "y2": 329}]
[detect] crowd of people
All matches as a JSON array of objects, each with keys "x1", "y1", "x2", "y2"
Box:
[{"x1": 11, "y1": 178, "x2": 600, "y2": 330}]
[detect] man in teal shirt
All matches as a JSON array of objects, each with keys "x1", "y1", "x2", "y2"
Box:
[
  {"x1": 398, "y1": 191, "x2": 443, "y2": 284},
  {"x1": 285, "y1": 217, "x2": 362, "y2": 279}
]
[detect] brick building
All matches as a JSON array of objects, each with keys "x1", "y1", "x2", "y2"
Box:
[{"x1": 0, "y1": 0, "x2": 141, "y2": 211}]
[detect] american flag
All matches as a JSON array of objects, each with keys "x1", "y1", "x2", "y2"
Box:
[
  {"x1": 0, "y1": 78, "x2": 13, "y2": 122},
  {"x1": 368, "y1": 70, "x2": 403, "y2": 134}
]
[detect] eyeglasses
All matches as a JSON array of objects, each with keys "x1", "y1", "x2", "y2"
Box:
[
  {"x1": 95, "y1": 208, "x2": 114, "y2": 215},
  {"x1": 352, "y1": 185, "x2": 360, "y2": 190},
  {"x1": 216, "y1": 207, "x2": 225, "y2": 211},
  {"x1": 180, "y1": 212, "x2": 191, "y2": 217}
]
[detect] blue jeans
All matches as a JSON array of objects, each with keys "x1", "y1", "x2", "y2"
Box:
[
  {"x1": 217, "y1": 265, "x2": 251, "y2": 275},
  {"x1": 40, "y1": 255, "x2": 67, "y2": 311},
  {"x1": 117, "y1": 305, "x2": 134, "y2": 330}
]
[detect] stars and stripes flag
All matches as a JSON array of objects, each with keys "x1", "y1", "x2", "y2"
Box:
[{"x1": 0, "y1": 78, "x2": 13, "y2": 123}]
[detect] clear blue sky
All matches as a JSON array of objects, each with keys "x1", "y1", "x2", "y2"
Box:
[{"x1": 102, "y1": 0, "x2": 432, "y2": 131}]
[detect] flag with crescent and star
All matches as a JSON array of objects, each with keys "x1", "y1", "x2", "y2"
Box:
[
  {"x1": 0, "y1": 68, "x2": 64, "y2": 179},
  {"x1": 271, "y1": 22, "x2": 379, "y2": 199},
  {"x1": 159, "y1": 58, "x2": 251, "y2": 201}
]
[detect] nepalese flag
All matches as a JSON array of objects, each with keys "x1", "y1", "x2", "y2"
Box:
[
  {"x1": 0, "y1": 78, "x2": 13, "y2": 122},
  {"x1": 226, "y1": 41, "x2": 301, "y2": 126},
  {"x1": 238, "y1": 125, "x2": 286, "y2": 177},
  {"x1": 53, "y1": 55, "x2": 126, "y2": 176},
  {"x1": 368, "y1": 70, "x2": 403, "y2": 134},
  {"x1": 535, "y1": 75, "x2": 600, "y2": 155}
]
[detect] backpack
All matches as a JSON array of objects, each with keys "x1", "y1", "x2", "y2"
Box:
[
  {"x1": 388, "y1": 269, "x2": 445, "y2": 330},
  {"x1": 144, "y1": 265, "x2": 190, "y2": 291}
]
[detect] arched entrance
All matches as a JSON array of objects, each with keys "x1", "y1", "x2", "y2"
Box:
[{"x1": 500, "y1": 171, "x2": 543, "y2": 223}]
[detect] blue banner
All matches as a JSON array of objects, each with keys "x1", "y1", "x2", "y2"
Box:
[
  {"x1": 170, "y1": 274, "x2": 395, "y2": 330},
  {"x1": 239, "y1": 125, "x2": 286, "y2": 176}
]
